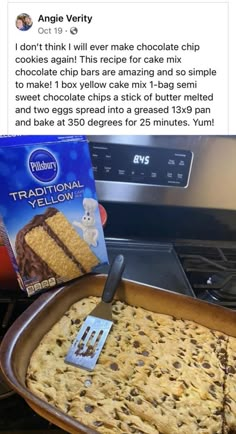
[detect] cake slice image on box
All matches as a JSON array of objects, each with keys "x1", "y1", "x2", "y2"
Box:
[{"x1": 15, "y1": 207, "x2": 100, "y2": 282}]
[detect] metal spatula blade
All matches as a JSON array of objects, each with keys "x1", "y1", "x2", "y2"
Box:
[{"x1": 65, "y1": 254, "x2": 125, "y2": 371}]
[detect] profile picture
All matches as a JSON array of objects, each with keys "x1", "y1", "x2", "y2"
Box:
[{"x1": 16, "y1": 13, "x2": 33, "y2": 31}]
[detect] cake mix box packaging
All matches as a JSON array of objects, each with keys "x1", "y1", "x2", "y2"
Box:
[{"x1": 0, "y1": 135, "x2": 108, "y2": 296}]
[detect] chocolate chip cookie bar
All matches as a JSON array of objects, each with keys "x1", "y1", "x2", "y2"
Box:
[{"x1": 26, "y1": 297, "x2": 236, "y2": 434}]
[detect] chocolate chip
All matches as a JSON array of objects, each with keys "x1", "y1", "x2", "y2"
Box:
[
  {"x1": 121, "y1": 406, "x2": 130, "y2": 415},
  {"x1": 214, "y1": 409, "x2": 223, "y2": 415},
  {"x1": 219, "y1": 355, "x2": 227, "y2": 365},
  {"x1": 136, "y1": 360, "x2": 145, "y2": 366},
  {"x1": 173, "y1": 361, "x2": 181, "y2": 369},
  {"x1": 179, "y1": 352, "x2": 185, "y2": 357},
  {"x1": 177, "y1": 421, "x2": 184, "y2": 427},
  {"x1": 71, "y1": 318, "x2": 81, "y2": 325},
  {"x1": 85, "y1": 404, "x2": 94, "y2": 413},
  {"x1": 142, "y1": 350, "x2": 149, "y2": 357},
  {"x1": 93, "y1": 421, "x2": 103, "y2": 427},
  {"x1": 209, "y1": 391, "x2": 217, "y2": 399},
  {"x1": 114, "y1": 409, "x2": 120, "y2": 420},
  {"x1": 66, "y1": 404, "x2": 71, "y2": 412},
  {"x1": 190, "y1": 339, "x2": 197, "y2": 345},
  {"x1": 149, "y1": 363, "x2": 156, "y2": 369},
  {"x1": 28, "y1": 374, "x2": 37, "y2": 381},
  {"x1": 133, "y1": 340, "x2": 140, "y2": 348},
  {"x1": 202, "y1": 362, "x2": 211, "y2": 369},
  {"x1": 207, "y1": 372, "x2": 215, "y2": 378},
  {"x1": 130, "y1": 388, "x2": 139, "y2": 396},
  {"x1": 227, "y1": 365, "x2": 236, "y2": 374},
  {"x1": 146, "y1": 315, "x2": 153, "y2": 321},
  {"x1": 110, "y1": 362, "x2": 119, "y2": 371},
  {"x1": 138, "y1": 330, "x2": 145, "y2": 336},
  {"x1": 80, "y1": 390, "x2": 86, "y2": 397},
  {"x1": 56, "y1": 339, "x2": 63, "y2": 347}
]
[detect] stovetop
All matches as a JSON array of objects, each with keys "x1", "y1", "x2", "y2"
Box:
[
  {"x1": 175, "y1": 241, "x2": 236, "y2": 307},
  {"x1": 1, "y1": 238, "x2": 236, "y2": 432}
]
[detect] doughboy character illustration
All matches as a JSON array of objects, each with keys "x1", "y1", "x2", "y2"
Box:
[{"x1": 73, "y1": 198, "x2": 99, "y2": 247}]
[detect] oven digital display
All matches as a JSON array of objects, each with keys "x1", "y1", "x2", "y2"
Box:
[
  {"x1": 133, "y1": 155, "x2": 150, "y2": 165},
  {"x1": 89, "y1": 143, "x2": 193, "y2": 187}
]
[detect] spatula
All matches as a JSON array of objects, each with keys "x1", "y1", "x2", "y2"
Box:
[{"x1": 65, "y1": 254, "x2": 125, "y2": 370}]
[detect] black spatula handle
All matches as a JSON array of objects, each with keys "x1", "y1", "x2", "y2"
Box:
[{"x1": 102, "y1": 254, "x2": 125, "y2": 303}]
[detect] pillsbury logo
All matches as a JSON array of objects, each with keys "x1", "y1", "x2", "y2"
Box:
[{"x1": 28, "y1": 149, "x2": 58, "y2": 182}]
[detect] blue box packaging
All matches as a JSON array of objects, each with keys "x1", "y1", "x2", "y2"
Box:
[{"x1": 0, "y1": 135, "x2": 108, "y2": 296}]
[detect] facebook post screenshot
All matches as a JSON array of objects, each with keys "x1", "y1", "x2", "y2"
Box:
[{"x1": 2, "y1": 2, "x2": 236, "y2": 434}]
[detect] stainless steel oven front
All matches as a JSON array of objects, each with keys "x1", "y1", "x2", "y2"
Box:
[{"x1": 87, "y1": 135, "x2": 236, "y2": 211}]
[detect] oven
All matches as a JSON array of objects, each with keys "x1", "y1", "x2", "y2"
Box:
[
  {"x1": 90, "y1": 134, "x2": 236, "y2": 309},
  {"x1": 1, "y1": 134, "x2": 236, "y2": 432}
]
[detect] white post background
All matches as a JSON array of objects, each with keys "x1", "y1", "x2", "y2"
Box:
[{"x1": 0, "y1": 1, "x2": 234, "y2": 135}]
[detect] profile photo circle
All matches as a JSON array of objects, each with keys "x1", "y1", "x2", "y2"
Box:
[{"x1": 16, "y1": 13, "x2": 33, "y2": 31}]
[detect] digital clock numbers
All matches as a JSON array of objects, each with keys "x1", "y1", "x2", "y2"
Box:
[{"x1": 133, "y1": 154, "x2": 150, "y2": 165}]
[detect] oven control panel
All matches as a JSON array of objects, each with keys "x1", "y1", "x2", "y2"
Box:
[{"x1": 89, "y1": 143, "x2": 193, "y2": 187}]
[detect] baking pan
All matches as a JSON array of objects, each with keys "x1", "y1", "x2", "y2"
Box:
[
  {"x1": 1, "y1": 274, "x2": 236, "y2": 434},
  {"x1": 103, "y1": 239, "x2": 195, "y2": 296}
]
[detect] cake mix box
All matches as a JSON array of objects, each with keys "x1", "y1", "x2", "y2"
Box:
[{"x1": 0, "y1": 135, "x2": 108, "y2": 296}]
